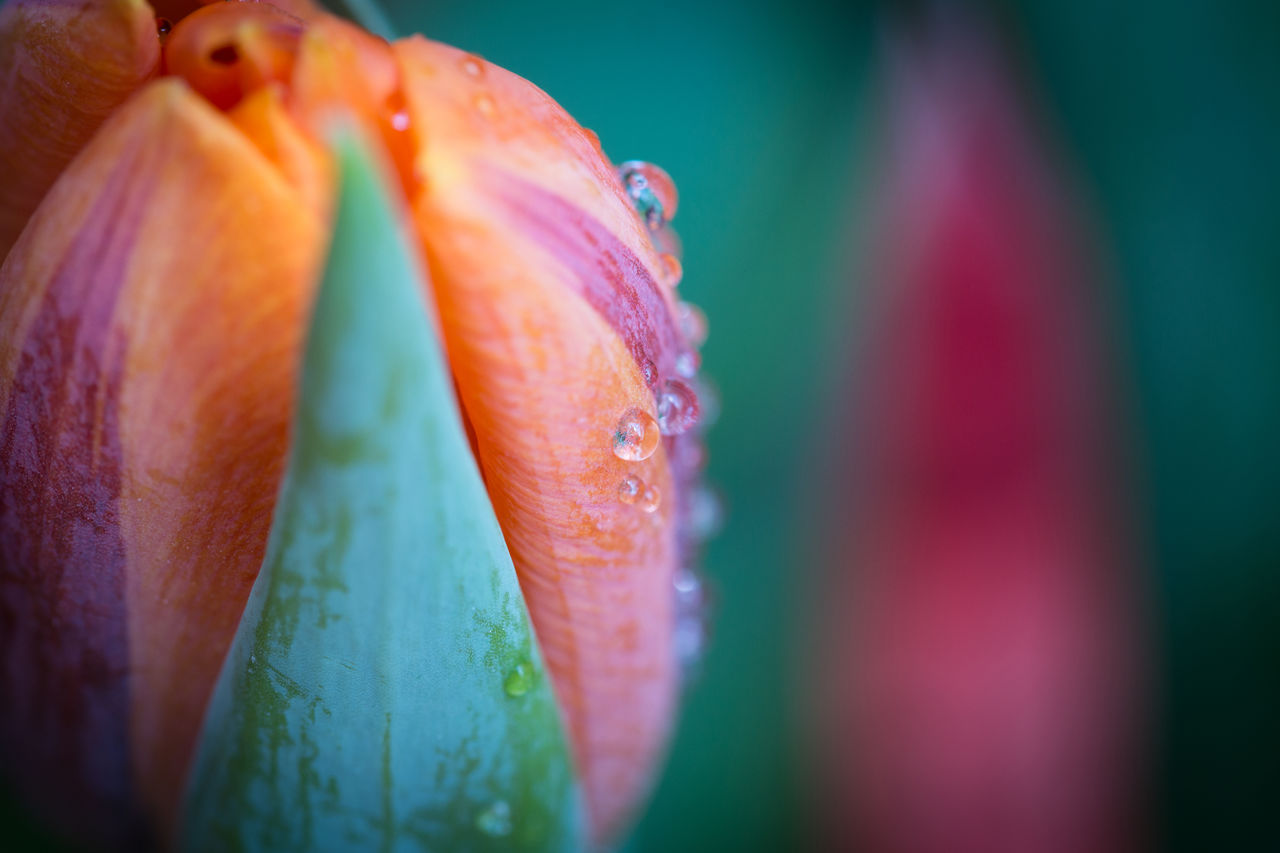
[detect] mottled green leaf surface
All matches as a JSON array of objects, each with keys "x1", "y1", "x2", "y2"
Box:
[{"x1": 180, "y1": 137, "x2": 580, "y2": 852}]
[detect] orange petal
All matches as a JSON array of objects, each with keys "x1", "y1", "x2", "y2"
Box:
[
  {"x1": 0, "y1": 79, "x2": 323, "y2": 845},
  {"x1": 226, "y1": 84, "x2": 331, "y2": 216},
  {"x1": 395, "y1": 37, "x2": 692, "y2": 847},
  {"x1": 0, "y1": 0, "x2": 160, "y2": 261}
]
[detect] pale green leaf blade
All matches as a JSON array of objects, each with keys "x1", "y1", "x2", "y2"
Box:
[{"x1": 180, "y1": 134, "x2": 581, "y2": 852}]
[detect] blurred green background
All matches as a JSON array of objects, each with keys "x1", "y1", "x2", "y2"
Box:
[
  {"x1": 4, "y1": 0, "x2": 1277, "y2": 849},
  {"x1": 396, "y1": 0, "x2": 1280, "y2": 850}
]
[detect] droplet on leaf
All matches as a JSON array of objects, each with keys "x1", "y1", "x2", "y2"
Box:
[
  {"x1": 503, "y1": 661, "x2": 534, "y2": 697},
  {"x1": 475, "y1": 800, "x2": 513, "y2": 837}
]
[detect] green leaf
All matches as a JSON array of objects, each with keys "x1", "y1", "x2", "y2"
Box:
[{"x1": 179, "y1": 134, "x2": 581, "y2": 852}]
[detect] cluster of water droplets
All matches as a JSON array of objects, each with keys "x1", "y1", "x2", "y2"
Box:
[
  {"x1": 608, "y1": 160, "x2": 720, "y2": 687},
  {"x1": 474, "y1": 799, "x2": 513, "y2": 837}
]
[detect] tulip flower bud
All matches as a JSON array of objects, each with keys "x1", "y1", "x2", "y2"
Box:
[
  {"x1": 811, "y1": 12, "x2": 1147, "y2": 853},
  {"x1": 0, "y1": 1, "x2": 713, "y2": 849}
]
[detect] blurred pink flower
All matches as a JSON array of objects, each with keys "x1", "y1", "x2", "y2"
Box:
[{"x1": 812, "y1": 14, "x2": 1148, "y2": 853}]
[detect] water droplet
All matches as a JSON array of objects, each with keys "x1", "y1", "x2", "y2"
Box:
[
  {"x1": 656, "y1": 379, "x2": 700, "y2": 436},
  {"x1": 612, "y1": 407, "x2": 660, "y2": 461},
  {"x1": 653, "y1": 224, "x2": 683, "y2": 260},
  {"x1": 675, "y1": 350, "x2": 699, "y2": 379},
  {"x1": 658, "y1": 253, "x2": 683, "y2": 288},
  {"x1": 673, "y1": 567, "x2": 703, "y2": 611},
  {"x1": 677, "y1": 301, "x2": 708, "y2": 348},
  {"x1": 390, "y1": 110, "x2": 410, "y2": 132},
  {"x1": 155, "y1": 17, "x2": 172, "y2": 37},
  {"x1": 618, "y1": 474, "x2": 643, "y2": 505},
  {"x1": 675, "y1": 616, "x2": 707, "y2": 678},
  {"x1": 503, "y1": 661, "x2": 534, "y2": 697},
  {"x1": 474, "y1": 93, "x2": 496, "y2": 118},
  {"x1": 638, "y1": 483, "x2": 662, "y2": 514},
  {"x1": 672, "y1": 569, "x2": 714, "y2": 683},
  {"x1": 618, "y1": 160, "x2": 678, "y2": 228},
  {"x1": 475, "y1": 800, "x2": 512, "y2": 837},
  {"x1": 684, "y1": 484, "x2": 724, "y2": 540},
  {"x1": 460, "y1": 54, "x2": 485, "y2": 78},
  {"x1": 640, "y1": 358, "x2": 658, "y2": 387},
  {"x1": 695, "y1": 377, "x2": 721, "y2": 428},
  {"x1": 250, "y1": 653, "x2": 257, "y2": 665}
]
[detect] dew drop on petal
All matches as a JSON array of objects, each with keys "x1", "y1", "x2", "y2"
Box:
[
  {"x1": 656, "y1": 379, "x2": 700, "y2": 436},
  {"x1": 684, "y1": 484, "x2": 725, "y2": 541},
  {"x1": 618, "y1": 474, "x2": 643, "y2": 505},
  {"x1": 674, "y1": 615, "x2": 707, "y2": 680},
  {"x1": 474, "y1": 93, "x2": 496, "y2": 118},
  {"x1": 618, "y1": 160, "x2": 679, "y2": 228},
  {"x1": 673, "y1": 567, "x2": 704, "y2": 611},
  {"x1": 503, "y1": 661, "x2": 534, "y2": 697},
  {"x1": 476, "y1": 800, "x2": 512, "y2": 837},
  {"x1": 695, "y1": 377, "x2": 721, "y2": 428},
  {"x1": 156, "y1": 17, "x2": 172, "y2": 38},
  {"x1": 639, "y1": 483, "x2": 662, "y2": 514},
  {"x1": 390, "y1": 110, "x2": 410, "y2": 132},
  {"x1": 612, "y1": 407, "x2": 660, "y2": 461},
  {"x1": 460, "y1": 54, "x2": 485, "y2": 78},
  {"x1": 677, "y1": 301, "x2": 709, "y2": 348},
  {"x1": 653, "y1": 223, "x2": 683, "y2": 260},
  {"x1": 675, "y1": 350, "x2": 700, "y2": 379},
  {"x1": 672, "y1": 572, "x2": 711, "y2": 684},
  {"x1": 640, "y1": 357, "x2": 658, "y2": 387},
  {"x1": 658, "y1": 252, "x2": 683, "y2": 289}
]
